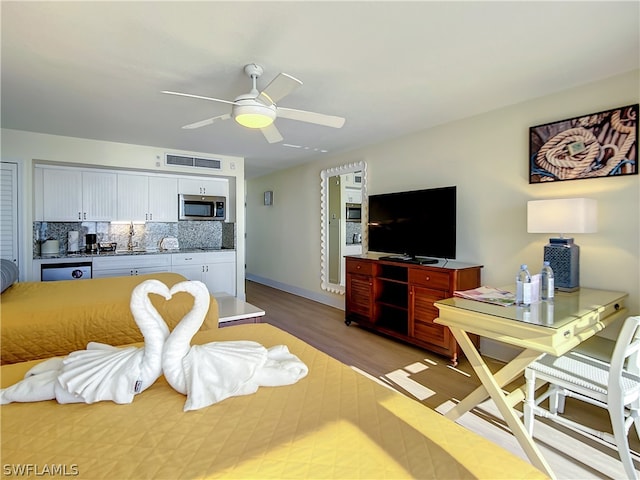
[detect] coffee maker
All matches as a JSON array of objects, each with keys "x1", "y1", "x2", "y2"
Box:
[{"x1": 85, "y1": 233, "x2": 97, "y2": 253}]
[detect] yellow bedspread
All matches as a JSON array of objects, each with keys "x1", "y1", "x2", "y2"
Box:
[
  {"x1": 0, "y1": 272, "x2": 218, "y2": 364},
  {"x1": 0, "y1": 323, "x2": 547, "y2": 479}
]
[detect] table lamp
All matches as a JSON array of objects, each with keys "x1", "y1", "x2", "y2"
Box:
[{"x1": 527, "y1": 198, "x2": 597, "y2": 291}]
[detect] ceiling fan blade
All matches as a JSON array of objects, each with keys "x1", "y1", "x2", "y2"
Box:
[
  {"x1": 162, "y1": 91, "x2": 236, "y2": 105},
  {"x1": 257, "y1": 73, "x2": 303, "y2": 105},
  {"x1": 261, "y1": 123, "x2": 284, "y2": 144},
  {"x1": 182, "y1": 113, "x2": 231, "y2": 130},
  {"x1": 277, "y1": 107, "x2": 345, "y2": 128}
]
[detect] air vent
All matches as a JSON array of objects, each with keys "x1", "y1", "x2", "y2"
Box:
[{"x1": 165, "y1": 154, "x2": 222, "y2": 170}]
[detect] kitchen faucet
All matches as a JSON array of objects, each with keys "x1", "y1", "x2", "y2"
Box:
[{"x1": 127, "y1": 222, "x2": 134, "y2": 251}]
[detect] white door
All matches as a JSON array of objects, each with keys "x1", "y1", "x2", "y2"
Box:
[
  {"x1": 0, "y1": 162, "x2": 19, "y2": 266},
  {"x1": 204, "y1": 262, "x2": 236, "y2": 296},
  {"x1": 171, "y1": 264, "x2": 205, "y2": 283}
]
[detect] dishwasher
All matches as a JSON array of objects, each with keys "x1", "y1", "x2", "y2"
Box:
[{"x1": 41, "y1": 262, "x2": 92, "y2": 281}]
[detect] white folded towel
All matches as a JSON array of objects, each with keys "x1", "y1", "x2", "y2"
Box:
[
  {"x1": 163, "y1": 280, "x2": 308, "y2": 411},
  {"x1": 251, "y1": 345, "x2": 309, "y2": 388},
  {"x1": 0, "y1": 279, "x2": 172, "y2": 405},
  {"x1": 0, "y1": 358, "x2": 62, "y2": 404},
  {"x1": 2, "y1": 279, "x2": 309, "y2": 411}
]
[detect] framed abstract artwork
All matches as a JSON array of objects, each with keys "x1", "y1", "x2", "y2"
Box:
[{"x1": 529, "y1": 103, "x2": 638, "y2": 183}]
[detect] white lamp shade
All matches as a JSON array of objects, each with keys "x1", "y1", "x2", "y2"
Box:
[{"x1": 527, "y1": 198, "x2": 597, "y2": 234}]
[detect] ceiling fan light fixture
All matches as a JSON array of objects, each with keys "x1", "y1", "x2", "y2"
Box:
[{"x1": 233, "y1": 102, "x2": 276, "y2": 129}]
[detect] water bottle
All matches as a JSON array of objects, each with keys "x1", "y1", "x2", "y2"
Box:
[
  {"x1": 540, "y1": 261, "x2": 554, "y2": 301},
  {"x1": 515, "y1": 264, "x2": 532, "y2": 306}
]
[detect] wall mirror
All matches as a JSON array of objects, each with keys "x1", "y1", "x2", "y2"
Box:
[{"x1": 320, "y1": 161, "x2": 367, "y2": 294}]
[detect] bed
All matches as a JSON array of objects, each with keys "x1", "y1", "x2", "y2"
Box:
[
  {"x1": 1, "y1": 323, "x2": 547, "y2": 479},
  {"x1": 0, "y1": 272, "x2": 219, "y2": 365}
]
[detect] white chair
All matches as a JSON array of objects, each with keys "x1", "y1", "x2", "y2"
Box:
[{"x1": 524, "y1": 315, "x2": 640, "y2": 480}]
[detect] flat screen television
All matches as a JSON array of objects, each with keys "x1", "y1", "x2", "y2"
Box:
[{"x1": 367, "y1": 186, "x2": 456, "y2": 263}]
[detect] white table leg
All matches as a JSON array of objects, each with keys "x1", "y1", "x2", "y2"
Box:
[
  {"x1": 446, "y1": 346, "x2": 542, "y2": 420},
  {"x1": 447, "y1": 326, "x2": 556, "y2": 479}
]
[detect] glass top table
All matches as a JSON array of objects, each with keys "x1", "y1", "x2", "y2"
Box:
[
  {"x1": 436, "y1": 287, "x2": 627, "y2": 357},
  {"x1": 439, "y1": 287, "x2": 627, "y2": 330},
  {"x1": 434, "y1": 287, "x2": 628, "y2": 478}
]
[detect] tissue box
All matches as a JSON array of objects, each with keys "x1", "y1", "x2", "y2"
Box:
[{"x1": 530, "y1": 273, "x2": 541, "y2": 303}]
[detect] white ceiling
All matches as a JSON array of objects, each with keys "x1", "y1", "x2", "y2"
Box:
[{"x1": 2, "y1": 1, "x2": 638, "y2": 179}]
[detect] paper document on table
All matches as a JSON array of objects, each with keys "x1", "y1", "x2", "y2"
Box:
[{"x1": 454, "y1": 286, "x2": 516, "y2": 306}]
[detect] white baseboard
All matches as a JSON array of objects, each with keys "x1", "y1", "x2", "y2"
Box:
[{"x1": 246, "y1": 273, "x2": 345, "y2": 310}]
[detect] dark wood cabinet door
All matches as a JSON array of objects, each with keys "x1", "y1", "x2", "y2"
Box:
[
  {"x1": 345, "y1": 255, "x2": 481, "y2": 364},
  {"x1": 346, "y1": 273, "x2": 373, "y2": 318},
  {"x1": 410, "y1": 285, "x2": 452, "y2": 350}
]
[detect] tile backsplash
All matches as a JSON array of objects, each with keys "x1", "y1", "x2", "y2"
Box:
[
  {"x1": 34, "y1": 221, "x2": 235, "y2": 256},
  {"x1": 346, "y1": 221, "x2": 362, "y2": 244}
]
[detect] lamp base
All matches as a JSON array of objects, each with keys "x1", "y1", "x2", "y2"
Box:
[
  {"x1": 544, "y1": 237, "x2": 580, "y2": 291},
  {"x1": 557, "y1": 285, "x2": 580, "y2": 293}
]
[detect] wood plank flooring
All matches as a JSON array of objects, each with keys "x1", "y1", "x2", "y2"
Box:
[{"x1": 246, "y1": 280, "x2": 640, "y2": 480}]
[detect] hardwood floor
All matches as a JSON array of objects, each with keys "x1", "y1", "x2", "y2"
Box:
[
  {"x1": 246, "y1": 280, "x2": 640, "y2": 479},
  {"x1": 246, "y1": 280, "x2": 432, "y2": 377}
]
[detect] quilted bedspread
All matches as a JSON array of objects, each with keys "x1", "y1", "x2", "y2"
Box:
[
  {"x1": 0, "y1": 272, "x2": 218, "y2": 365},
  {"x1": 0, "y1": 323, "x2": 547, "y2": 479}
]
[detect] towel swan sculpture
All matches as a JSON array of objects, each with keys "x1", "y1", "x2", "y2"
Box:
[
  {"x1": 163, "y1": 280, "x2": 309, "y2": 411},
  {"x1": 0, "y1": 279, "x2": 172, "y2": 405}
]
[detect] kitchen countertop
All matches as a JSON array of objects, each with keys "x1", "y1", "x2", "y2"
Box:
[{"x1": 34, "y1": 247, "x2": 235, "y2": 260}]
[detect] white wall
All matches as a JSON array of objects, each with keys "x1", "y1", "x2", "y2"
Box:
[
  {"x1": 247, "y1": 70, "x2": 640, "y2": 328},
  {"x1": 0, "y1": 129, "x2": 247, "y2": 299}
]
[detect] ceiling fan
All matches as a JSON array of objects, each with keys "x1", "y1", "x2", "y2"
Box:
[{"x1": 162, "y1": 63, "x2": 346, "y2": 144}]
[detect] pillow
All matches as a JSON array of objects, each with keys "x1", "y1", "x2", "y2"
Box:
[{"x1": 1, "y1": 259, "x2": 19, "y2": 293}]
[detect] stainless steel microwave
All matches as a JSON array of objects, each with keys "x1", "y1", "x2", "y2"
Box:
[
  {"x1": 179, "y1": 194, "x2": 226, "y2": 221},
  {"x1": 345, "y1": 203, "x2": 361, "y2": 222}
]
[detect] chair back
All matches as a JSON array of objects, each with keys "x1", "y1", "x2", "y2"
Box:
[{"x1": 609, "y1": 316, "x2": 640, "y2": 394}]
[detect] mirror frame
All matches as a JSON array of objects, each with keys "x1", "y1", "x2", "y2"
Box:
[{"x1": 320, "y1": 161, "x2": 367, "y2": 294}]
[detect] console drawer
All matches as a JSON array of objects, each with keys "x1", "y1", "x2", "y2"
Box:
[
  {"x1": 347, "y1": 260, "x2": 373, "y2": 275},
  {"x1": 409, "y1": 269, "x2": 450, "y2": 290}
]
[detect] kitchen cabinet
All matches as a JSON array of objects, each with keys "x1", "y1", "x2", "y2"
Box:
[
  {"x1": 92, "y1": 254, "x2": 172, "y2": 278},
  {"x1": 345, "y1": 259, "x2": 375, "y2": 327},
  {"x1": 35, "y1": 165, "x2": 229, "y2": 223},
  {"x1": 116, "y1": 173, "x2": 178, "y2": 222},
  {"x1": 178, "y1": 177, "x2": 228, "y2": 197},
  {"x1": 41, "y1": 167, "x2": 116, "y2": 222},
  {"x1": 149, "y1": 177, "x2": 178, "y2": 221},
  {"x1": 344, "y1": 188, "x2": 362, "y2": 204},
  {"x1": 342, "y1": 172, "x2": 363, "y2": 188},
  {"x1": 345, "y1": 255, "x2": 482, "y2": 365},
  {"x1": 171, "y1": 250, "x2": 236, "y2": 296}
]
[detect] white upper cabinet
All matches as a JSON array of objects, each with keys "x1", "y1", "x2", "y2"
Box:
[
  {"x1": 117, "y1": 173, "x2": 148, "y2": 221},
  {"x1": 148, "y1": 176, "x2": 178, "y2": 222},
  {"x1": 116, "y1": 174, "x2": 177, "y2": 222},
  {"x1": 42, "y1": 168, "x2": 82, "y2": 221},
  {"x1": 344, "y1": 189, "x2": 362, "y2": 204},
  {"x1": 82, "y1": 171, "x2": 117, "y2": 221},
  {"x1": 42, "y1": 167, "x2": 116, "y2": 221},
  {"x1": 37, "y1": 166, "x2": 223, "y2": 223},
  {"x1": 178, "y1": 177, "x2": 228, "y2": 197}
]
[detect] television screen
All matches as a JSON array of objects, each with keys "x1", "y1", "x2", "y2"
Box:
[{"x1": 368, "y1": 186, "x2": 456, "y2": 261}]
